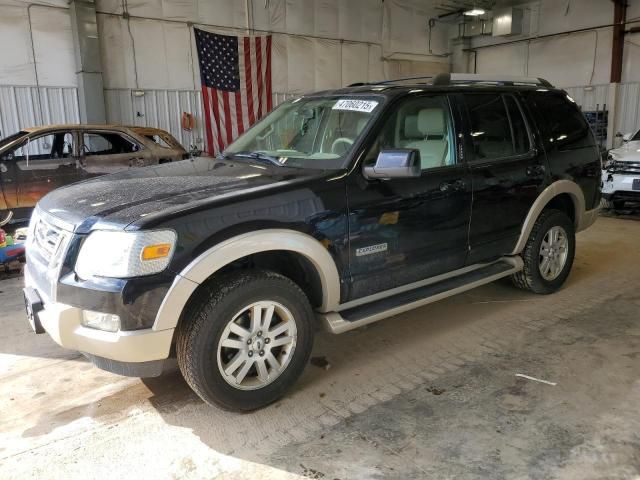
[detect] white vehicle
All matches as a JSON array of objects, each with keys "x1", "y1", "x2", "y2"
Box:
[{"x1": 602, "y1": 131, "x2": 640, "y2": 209}]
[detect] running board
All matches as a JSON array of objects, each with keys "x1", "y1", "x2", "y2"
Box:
[{"x1": 319, "y1": 256, "x2": 523, "y2": 334}]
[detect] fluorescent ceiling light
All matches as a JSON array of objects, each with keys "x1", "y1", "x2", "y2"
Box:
[{"x1": 464, "y1": 8, "x2": 485, "y2": 16}]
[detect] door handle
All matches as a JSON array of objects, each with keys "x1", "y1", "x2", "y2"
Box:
[
  {"x1": 439, "y1": 178, "x2": 466, "y2": 192},
  {"x1": 526, "y1": 164, "x2": 545, "y2": 176}
]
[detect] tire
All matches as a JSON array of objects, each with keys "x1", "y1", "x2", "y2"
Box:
[
  {"x1": 176, "y1": 269, "x2": 315, "y2": 411},
  {"x1": 601, "y1": 198, "x2": 625, "y2": 210},
  {"x1": 511, "y1": 209, "x2": 575, "y2": 295},
  {"x1": 0, "y1": 210, "x2": 13, "y2": 227}
]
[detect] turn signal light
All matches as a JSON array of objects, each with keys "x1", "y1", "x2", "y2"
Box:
[{"x1": 141, "y1": 243, "x2": 172, "y2": 261}]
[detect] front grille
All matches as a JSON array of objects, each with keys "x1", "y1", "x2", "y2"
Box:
[
  {"x1": 610, "y1": 160, "x2": 640, "y2": 175},
  {"x1": 26, "y1": 210, "x2": 72, "y2": 303},
  {"x1": 33, "y1": 216, "x2": 65, "y2": 264}
]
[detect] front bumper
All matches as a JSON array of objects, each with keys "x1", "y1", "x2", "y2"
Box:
[
  {"x1": 602, "y1": 172, "x2": 640, "y2": 197},
  {"x1": 25, "y1": 268, "x2": 174, "y2": 377},
  {"x1": 36, "y1": 302, "x2": 174, "y2": 363}
]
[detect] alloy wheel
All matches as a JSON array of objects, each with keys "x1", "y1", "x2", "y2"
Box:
[
  {"x1": 538, "y1": 225, "x2": 569, "y2": 281},
  {"x1": 217, "y1": 301, "x2": 297, "y2": 390}
]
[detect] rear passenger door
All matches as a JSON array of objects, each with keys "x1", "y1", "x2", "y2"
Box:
[
  {"x1": 464, "y1": 92, "x2": 548, "y2": 264},
  {"x1": 79, "y1": 131, "x2": 149, "y2": 176}
]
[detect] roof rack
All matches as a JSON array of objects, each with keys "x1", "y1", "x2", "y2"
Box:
[
  {"x1": 432, "y1": 73, "x2": 553, "y2": 87},
  {"x1": 349, "y1": 73, "x2": 553, "y2": 88}
]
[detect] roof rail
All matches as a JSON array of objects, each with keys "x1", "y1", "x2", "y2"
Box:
[
  {"x1": 376, "y1": 75, "x2": 434, "y2": 85},
  {"x1": 348, "y1": 73, "x2": 554, "y2": 89},
  {"x1": 432, "y1": 73, "x2": 553, "y2": 87}
]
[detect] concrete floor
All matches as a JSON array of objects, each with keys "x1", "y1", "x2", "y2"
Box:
[{"x1": 1, "y1": 216, "x2": 639, "y2": 479}]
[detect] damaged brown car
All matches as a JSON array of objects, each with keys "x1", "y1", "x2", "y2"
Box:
[{"x1": 0, "y1": 125, "x2": 188, "y2": 224}]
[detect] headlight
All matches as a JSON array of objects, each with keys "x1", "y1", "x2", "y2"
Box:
[
  {"x1": 75, "y1": 230, "x2": 176, "y2": 279},
  {"x1": 604, "y1": 153, "x2": 616, "y2": 170}
]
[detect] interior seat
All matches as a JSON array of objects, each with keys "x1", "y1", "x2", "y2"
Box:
[{"x1": 402, "y1": 108, "x2": 449, "y2": 169}]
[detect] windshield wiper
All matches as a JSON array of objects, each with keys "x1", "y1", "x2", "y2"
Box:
[{"x1": 226, "y1": 151, "x2": 284, "y2": 167}]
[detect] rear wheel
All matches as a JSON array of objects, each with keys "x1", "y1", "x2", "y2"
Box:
[
  {"x1": 511, "y1": 209, "x2": 575, "y2": 294},
  {"x1": 176, "y1": 270, "x2": 315, "y2": 411}
]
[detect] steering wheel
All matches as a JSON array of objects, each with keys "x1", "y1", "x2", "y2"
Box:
[{"x1": 331, "y1": 137, "x2": 353, "y2": 154}]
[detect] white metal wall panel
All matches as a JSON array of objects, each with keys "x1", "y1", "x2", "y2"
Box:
[
  {"x1": 383, "y1": 0, "x2": 448, "y2": 62},
  {"x1": 0, "y1": 3, "x2": 76, "y2": 87},
  {"x1": 0, "y1": 5, "x2": 34, "y2": 85},
  {"x1": 96, "y1": 0, "x2": 445, "y2": 92},
  {"x1": 29, "y1": 5, "x2": 77, "y2": 87},
  {"x1": 104, "y1": 88, "x2": 204, "y2": 151},
  {"x1": 563, "y1": 85, "x2": 610, "y2": 111},
  {"x1": 615, "y1": 83, "x2": 640, "y2": 136},
  {"x1": 0, "y1": 85, "x2": 79, "y2": 137},
  {"x1": 104, "y1": 88, "x2": 297, "y2": 152}
]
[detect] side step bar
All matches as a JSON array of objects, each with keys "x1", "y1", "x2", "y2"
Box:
[{"x1": 319, "y1": 256, "x2": 523, "y2": 334}]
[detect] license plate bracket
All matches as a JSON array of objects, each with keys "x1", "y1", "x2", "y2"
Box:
[{"x1": 24, "y1": 287, "x2": 45, "y2": 334}]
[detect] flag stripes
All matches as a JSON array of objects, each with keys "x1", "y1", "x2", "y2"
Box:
[{"x1": 194, "y1": 28, "x2": 273, "y2": 155}]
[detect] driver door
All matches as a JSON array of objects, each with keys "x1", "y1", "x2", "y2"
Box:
[
  {"x1": 11, "y1": 131, "x2": 82, "y2": 210},
  {"x1": 346, "y1": 94, "x2": 472, "y2": 300},
  {"x1": 0, "y1": 150, "x2": 18, "y2": 212}
]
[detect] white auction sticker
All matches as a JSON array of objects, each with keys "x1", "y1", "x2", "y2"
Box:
[{"x1": 332, "y1": 99, "x2": 379, "y2": 113}]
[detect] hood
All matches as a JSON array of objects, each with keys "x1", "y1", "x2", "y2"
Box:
[
  {"x1": 609, "y1": 141, "x2": 640, "y2": 162},
  {"x1": 38, "y1": 157, "x2": 330, "y2": 233}
]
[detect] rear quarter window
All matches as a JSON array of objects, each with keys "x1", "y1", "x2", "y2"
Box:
[{"x1": 530, "y1": 92, "x2": 593, "y2": 150}]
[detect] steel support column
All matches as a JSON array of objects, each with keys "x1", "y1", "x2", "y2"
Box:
[
  {"x1": 610, "y1": 0, "x2": 627, "y2": 83},
  {"x1": 69, "y1": 0, "x2": 106, "y2": 124}
]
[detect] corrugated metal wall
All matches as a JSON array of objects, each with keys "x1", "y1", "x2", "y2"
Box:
[
  {"x1": 104, "y1": 88, "x2": 297, "y2": 152},
  {"x1": 565, "y1": 82, "x2": 640, "y2": 137},
  {"x1": 0, "y1": 85, "x2": 79, "y2": 137},
  {"x1": 104, "y1": 88, "x2": 205, "y2": 151},
  {"x1": 614, "y1": 82, "x2": 640, "y2": 135}
]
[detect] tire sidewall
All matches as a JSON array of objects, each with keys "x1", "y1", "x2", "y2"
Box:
[
  {"x1": 527, "y1": 211, "x2": 576, "y2": 293},
  {"x1": 181, "y1": 273, "x2": 314, "y2": 410}
]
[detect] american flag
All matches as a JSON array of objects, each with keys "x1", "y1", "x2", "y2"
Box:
[{"x1": 194, "y1": 28, "x2": 272, "y2": 155}]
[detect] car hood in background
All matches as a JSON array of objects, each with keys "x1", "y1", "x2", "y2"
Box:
[
  {"x1": 609, "y1": 141, "x2": 640, "y2": 162},
  {"x1": 38, "y1": 157, "x2": 331, "y2": 233}
]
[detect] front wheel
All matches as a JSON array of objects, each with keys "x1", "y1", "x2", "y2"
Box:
[
  {"x1": 511, "y1": 209, "x2": 576, "y2": 294},
  {"x1": 176, "y1": 270, "x2": 315, "y2": 411}
]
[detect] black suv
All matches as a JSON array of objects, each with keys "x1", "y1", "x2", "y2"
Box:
[{"x1": 23, "y1": 74, "x2": 601, "y2": 410}]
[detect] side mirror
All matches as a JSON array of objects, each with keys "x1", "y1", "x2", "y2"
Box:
[
  {"x1": 623, "y1": 133, "x2": 633, "y2": 142},
  {"x1": 363, "y1": 149, "x2": 421, "y2": 179}
]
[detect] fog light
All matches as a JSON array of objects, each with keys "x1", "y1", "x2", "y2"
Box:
[{"x1": 81, "y1": 311, "x2": 120, "y2": 332}]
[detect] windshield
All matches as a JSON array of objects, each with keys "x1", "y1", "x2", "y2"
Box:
[
  {"x1": 0, "y1": 131, "x2": 27, "y2": 150},
  {"x1": 225, "y1": 96, "x2": 382, "y2": 169}
]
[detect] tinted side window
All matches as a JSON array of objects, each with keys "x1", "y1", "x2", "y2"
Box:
[
  {"x1": 464, "y1": 94, "x2": 513, "y2": 160},
  {"x1": 531, "y1": 92, "x2": 591, "y2": 149}
]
